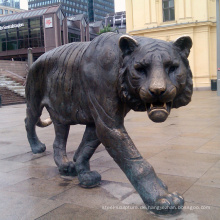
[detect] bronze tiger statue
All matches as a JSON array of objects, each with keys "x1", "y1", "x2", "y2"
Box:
[{"x1": 25, "y1": 33, "x2": 193, "y2": 214}]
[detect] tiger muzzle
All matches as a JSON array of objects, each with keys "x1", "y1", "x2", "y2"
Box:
[{"x1": 140, "y1": 82, "x2": 176, "y2": 123}]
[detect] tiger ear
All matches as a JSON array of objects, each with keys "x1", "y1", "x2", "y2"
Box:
[
  {"x1": 174, "y1": 36, "x2": 192, "y2": 58},
  {"x1": 119, "y1": 35, "x2": 139, "y2": 56}
]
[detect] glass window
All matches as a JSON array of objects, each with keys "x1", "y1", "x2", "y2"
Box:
[
  {"x1": 7, "y1": 41, "x2": 17, "y2": 50},
  {"x1": 18, "y1": 29, "x2": 29, "y2": 39},
  {"x1": 0, "y1": 31, "x2": 7, "y2": 42},
  {"x1": 68, "y1": 33, "x2": 80, "y2": 42},
  {"x1": 162, "y1": 0, "x2": 175, "y2": 22},
  {"x1": 7, "y1": 30, "x2": 17, "y2": 41},
  {"x1": 9, "y1": 11, "x2": 13, "y2": 14},
  {"x1": 18, "y1": 39, "x2": 29, "y2": 49},
  {"x1": 29, "y1": 28, "x2": 41, "y2": 38},
  {"x1": 0, "y1": 9, "x2": 3, "y2": 14},
  {"x1": 2, "y1": 42, "x2": 6, "y2": 51},
  {"x1": 29, "y1": 38, "x2": 41, "y2": 48},
  {"x1": 29, "y1": 17, "x2": 40, "y2": 28},
  {"x1": 5, "y1": 10, "x2": 8, "y2": 14}
]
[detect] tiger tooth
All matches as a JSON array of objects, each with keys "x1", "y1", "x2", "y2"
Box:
[
  {"x1": 163, "y1": 103, "x2": 167, "y2": 108},
  {"x1": 150, "y1": 103, "x2": 153, "y2": 110}
]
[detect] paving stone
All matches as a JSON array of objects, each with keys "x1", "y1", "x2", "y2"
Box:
[
  {"x1": 100, "y1": 208, "x2": 159, "y2": 220},
  {"x1": 195, "y1": 166, "x2": 220, "y2": 188},
  {"x1": 195, "y1": 141, "x2": 220, "y2": 155},
  {"x1": 2, "y1": 151, "x2": 51, "y2": 163},
  {"x1": 0, "y1": 190, "x2": 64, "y2": 220},
  {"x1": 24, "y1": 154, "x2": 57, "y2": 167},
  {"x1": 51, "y1": 181, "x2": 123, "y2": 208},
  {"x1": 0, "y1": 171, "x2": 31, "y2": 189},
  {"x1": 101, "y1": 168, "x2": 130, "y2": 184},
  {"x1": 1, "y1": 91, "x2": 220, "y2": 219},
  {"x1": 37, "y1": 203, "x2": 105, "y2": 220},
  {"x1": 148, "y1": 150, "x2": 220, "y2": 178},
  {"x1": 0, "y1": 160, "x2": 29, "y2": 173},
  {"x1": 157, "y1": 174, "x2": 198, "y2": 195},
  {"x1": 3, "y1": 177, "x2": 76, "y2": 199},
  {"x1": 101, "y1": 181, "x2": 134, "y2": 200},
  {"x1": 184, "y1": 185, "x2": 220, "y2": 207},
  {"x1": 122, "y1": 193, "x2": 145, "y2": 206},
  {"x1": 7, "y1": 165, "x2": 59, "y2": 180},
  {"x1": 90, "y1": 156, "x2": 120, "y2": 169}
]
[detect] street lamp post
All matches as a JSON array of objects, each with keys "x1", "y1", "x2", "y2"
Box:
[{"x1": 217, "y1": 0, "x2": 220, "y2": 95}]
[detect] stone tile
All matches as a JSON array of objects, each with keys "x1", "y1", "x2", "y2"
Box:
[
  {"x1": 0, "y1": 171, "x2": 31, "y2": 189},
  {"x1": 48, "y1": 173, "x2": 79, "y2": 184},
  {"x1": 101, "y1": 181, "x2": 134, "y2": 200},
  {"x1": 140, "y1": 151, "x2": 159, "y2": 159},
  {"x1": 214, "y1": 160, "x2": 220, "y2": 168},
  {"x1": 122, "y1": 193, "x2": 144, "y2": 206},
  {"x1": 51, "y1": 181, "x2": 122, "y2": 208},
  {"x1": 195, "y1": 166, "x2": 220, "y2": 188},
  {"x1": 90, "y1": 165, "x2": 111, "y2": 174},
  {"x1": 7, "y1": 165, "x2": 59, "y2": 180},
  {"x1": 4, "y1": 177, "x2": 76, "y2": 199},
  {"x1": 101, "y1": 168, "x2": 130, "y2": 184},
  {"x1": 0, "y1": 145, "x2": 30, "y2": 156},
  {"x1": 90, "y1": 156, "x2": 120, "y2": 169},
  {"x1": 129, "y1": 132, "x2": 175, "y2": 145},
  {"x1": 2, "y1": 151, "x2": 51, "y2": 163},
  {"x1": 0, "y1": 190, "x2": 63, "y2": 220},
  {"x1": 148, "y1": 150, "x2": 220, "y2": 178},
  {"x1": 167, "y1": 144, "x2": 202, "y2": 151},
  {"x1": 100, "y1": 208, "x2": 159, "y2": 220},
  {"x1": 37, "y1": 203, "x2": 104, "y2": 220},
  {"x1": 137, "y1": 143, "x2": 171, "y2": 156},
  {"x1": 90, "y1": 150, "x2": 110, "y2": 161},
  {"x1": 157, "y1": 174, "x2": 198, "y2": 195},
  {"x1": 0, "y1": 160, "x2": 29, "y2": 173},
  {"x1": 145, "y1": 202, "x2": 220, "y2": 220},
  {"x1": 24, "y1": 153, "x2": 57, "y2": 167},
  {"x1": 0, "y1": 153, "x2": 10, "y2": 159},
  {"x1": 195, "y1": 141, "x2": 220, "y2": 155},
  {"x1": 184, "y1": 185, "x2": 220, "y2": 207},
  {"x1": 1, "y1": 92, "x2": 220, "y2": 219},
  {"x1": 180, "y1": 131, "x2": 217, "y2": 139},
  {"x1": 166, "y1": 136, "x2": 209, "y2": 148}
]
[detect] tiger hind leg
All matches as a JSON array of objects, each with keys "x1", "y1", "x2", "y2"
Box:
[{"x1": 25, "y1": 105, "x2": 46, "y2": 154}]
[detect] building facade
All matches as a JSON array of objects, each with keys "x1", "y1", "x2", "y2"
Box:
[
  {"x1": 104, "y1": 11, "x2": 126, "y2": 34},
  {"x1": 0, "y1": 5, "x2": 101, "y2": 61},
  {"x1": 126, "y1": 0, "x2": 217, "y2": 89},
  {"x1": 0, "y1": 5, "x2": 68, "y2": 60},
  {"x1": 0, "y1": 5, "x2": 25, "y2": 16},
  {"x1": 0, "y1": 0, "x2": 20, "y2": 9},
  {"x1": 28, "y1": 0, "x2": 115, "y2": 22}
]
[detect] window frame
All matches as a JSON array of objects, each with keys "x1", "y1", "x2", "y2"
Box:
[{"x1": 162, "y1": 0, "x2": 175, "y2": 22}]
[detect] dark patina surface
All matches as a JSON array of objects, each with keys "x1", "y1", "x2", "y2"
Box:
[{"x1": 25, "y1": 33, "x2": 193, "y2": 214}]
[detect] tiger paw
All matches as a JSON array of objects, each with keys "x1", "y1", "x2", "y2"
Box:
[
  {"x1": 147, "y1": 192, "x2": 184, "y2": 215},
  {"x1": 78, "y1": 171, "x2": 101, "y2": 188},
  {"x1": 58, "y1": 161, "x2": 77, "y2": 176}
]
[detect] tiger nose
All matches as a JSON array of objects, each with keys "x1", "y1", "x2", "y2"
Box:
[{"x1": 149, "y1": 81, "x2": 166, "y2": 96}]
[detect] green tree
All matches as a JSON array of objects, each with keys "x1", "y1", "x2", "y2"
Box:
[{"x1": 98, "y1": 25, "x2": 118, "y2": 35}]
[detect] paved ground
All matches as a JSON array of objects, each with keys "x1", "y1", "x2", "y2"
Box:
[{"x1": 0, "y1": 91, "x2": 220, "y2": 220}]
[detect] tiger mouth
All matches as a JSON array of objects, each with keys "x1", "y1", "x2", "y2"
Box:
[{"x1": 146, "y1": 102, "x2": 172, "y2": 123}]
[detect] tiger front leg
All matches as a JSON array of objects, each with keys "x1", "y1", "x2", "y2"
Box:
[
  {"x1": 53, "y1": 122, "x2": 77, "y2": 176},
  {"x1": 74, "y1": 124, "x2": 101, "y2": 188},
  {"x1": 95, "y1": 122, "x2": 184, "y2": 215}
]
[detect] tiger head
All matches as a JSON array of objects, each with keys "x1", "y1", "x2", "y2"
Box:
[{"x1": 118, "y1": 35, "x2": 193, "y2": 123}]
